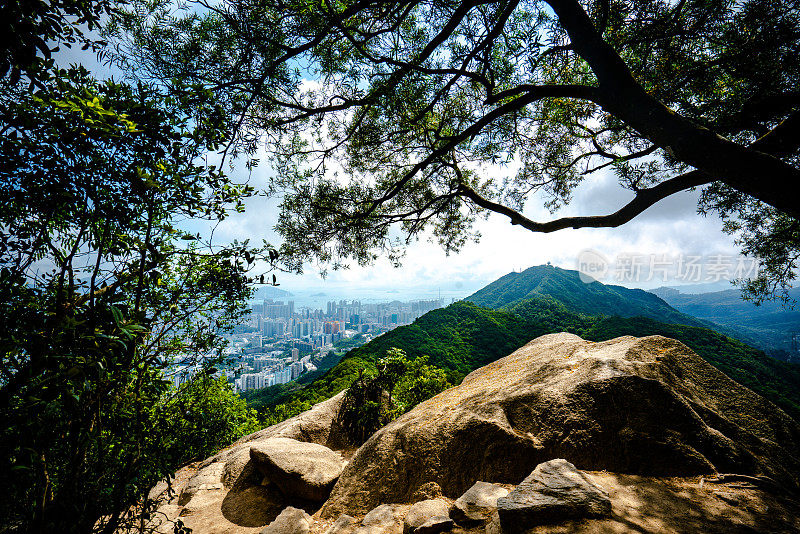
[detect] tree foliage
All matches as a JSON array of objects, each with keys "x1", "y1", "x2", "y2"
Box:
[
  {"x1": 165, "y1": 373, "x2": 261, "y2": 465},
  {"x1": 111, "y1": 0, "x2": 800, "y2": 300},
  {"x1": 0, "y1": 46, "x2": 271, "y2": 534},
  {"x1": 338, "y1": 348, "x2": 451, "y2": 443},
  {"x1": 1, "y1": 0, "x2": 118, "y2": 84}
]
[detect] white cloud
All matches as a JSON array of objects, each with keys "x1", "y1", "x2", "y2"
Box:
[{"x1": 194, "y1": 147, "x2": 740, "y2": 295}]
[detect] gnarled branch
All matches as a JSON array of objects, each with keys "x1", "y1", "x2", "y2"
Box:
[{"x1": 457, "y1": 170, "x2": 711, "y2": 232}]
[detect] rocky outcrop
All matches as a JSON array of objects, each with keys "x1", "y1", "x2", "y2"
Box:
[
  {"x1": 144, "y1": 333, "x2": 800, "y2": 534},
  {"x1": 203, "y1": 391, "x2": 348, "y2": 474},
  {"x1": 144, "y1": 392, "x2": 347, "y2": 533},
  {"x1": 321, "y1": 333, "x2": 800, "y2": 517},
  {"x1": 250, "y1": 438, "x2": 345, "y2": 501},
  {"x1": 496, "y1": 459, "x2": 611, "y2": 532}
]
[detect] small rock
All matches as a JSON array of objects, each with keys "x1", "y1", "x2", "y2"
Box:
[
  {"x1": 250, "y1": 438, "x2": 345, "y2": 501},
  {"x1": 450, "y1": 481, "x2": 509, "y2": 526},
  {"x1": 404, "y1": 499, "x2": 450, "y2": 533},
  {"x1": 415, "y1": 516, "x2": 454, "y2": 534},
  {"x1": 497, "y1": 459, "x2": 611, "y2": 533},
  {"x1": 260, "y1": 506, "x2": 313, "y2": 534},
  {"x1": 357, "y1": 504, "x2": 403, "y2": 534},
  {"x1": 411, "y1": 482, "x2": 443, "y2": 502},
  {"x1": 324, "y1": 514, "x2": 357, "y2": 534}
]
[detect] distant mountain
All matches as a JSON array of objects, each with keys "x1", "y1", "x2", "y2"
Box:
[
  {"x1": 466, "y1": 265, "x2": 705, "y2": 327},
  {"x1": 651, "y1": 286, "x2": 800, "y2": 360},
  {"x1": 254, "y1": 286, "x2": 294, "y2": 299}
]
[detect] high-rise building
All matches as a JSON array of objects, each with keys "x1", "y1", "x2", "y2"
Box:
[
  {"x1": 290, "y1": 361, "x2": 303, "y2": 379},
  {"x1": 324, "y1": 321, "x2": 340, "y2": 334}
]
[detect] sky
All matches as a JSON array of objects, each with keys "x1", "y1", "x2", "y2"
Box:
[
  {"x1": 209, "y1": 155, "x2": 745, "y2": 298},
  {"x1": 56, "y1": 37, "x2": 749, "y2": 300}
]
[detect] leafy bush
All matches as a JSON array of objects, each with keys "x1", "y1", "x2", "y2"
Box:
[
  {"x1": 393, "y1": 356, "x2": 451, "y2": 415},
  {"x1": 165, "y1": 373, "x2": 261, "y2": 465},
  {"x1": 338, "y1": 349, "x2": 452, "y2": 443},
  {"x1": 0, "y1": 67, "x2": 268, "y2": 534}
]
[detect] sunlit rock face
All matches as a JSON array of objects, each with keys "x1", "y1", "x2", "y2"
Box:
[{"x1": 320, "y1": 333, "x2": 800, "y2": 517}]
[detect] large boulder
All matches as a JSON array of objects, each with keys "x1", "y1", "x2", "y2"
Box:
[
  {"x1": 236, "y1": 390, "x2": 348, "y2": 449},
  {"x1": 200, "y1": 391, "x2": 348, "y2": 474},
  {"x1": 219, "y1": 482, "x2": 288, "y2": 527},
  {"x1": 250, "y1": 438, "x2": 345, "y2": 501},
  {"x1": 321, "y1": 333, "x2": 800, "y2": 517},
  {"x1": 145, "y1": 393, "x2": 348, "y2": 533},
  {"x1": 496, "y1": 459, "x2": 611, "y2": 532}
]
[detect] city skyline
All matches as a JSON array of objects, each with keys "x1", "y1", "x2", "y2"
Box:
[{"x1": 223, "y1": 296, "x2": 447, "y2": 392}]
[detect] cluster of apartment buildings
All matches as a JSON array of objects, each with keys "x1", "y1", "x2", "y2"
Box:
[
  {"x1": 249, "y1": 298, "x2": 442, "y2": 343},
  {"x1": 223, "y1": 297, "x2": 445, "y2": 392},
  {"x1": 234, "y1": 351, "x2": 313, "y2": 391}
]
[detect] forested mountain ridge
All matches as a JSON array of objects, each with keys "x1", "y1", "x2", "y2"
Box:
[
  {"x1": 465, "y1": 264, "x2": 788, "y2": 357},
  {"x1": 255, "y1": 298, "x2": 800, "y2": 425},
  {"x1": 466, "y1": 265, "x2": 706, "y2": 327}
]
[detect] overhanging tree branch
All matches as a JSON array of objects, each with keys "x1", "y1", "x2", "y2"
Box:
[
  {"x1": 545, "y1": 0, "x2": 800, "y2": 220},
  {"x1": 360, "y1": 83, "x2": 602, "y2": 217},
  {"x1": 457, "y1": 105, "x2": 799, "y2": 233},
  {"x1": 457, "y1": 170, "x2": 711, "y2": 232}
]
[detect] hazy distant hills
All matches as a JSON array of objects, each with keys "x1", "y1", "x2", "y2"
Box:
[
  {"x1": 253, "y1": 286, "x2": 294, "y2": 299},
  {"x1": 651, "y1": 286, "x2": 800, "y2": 359},
  {"x1": 466, "y1": 265, "x2": 705, "y2": 328}
]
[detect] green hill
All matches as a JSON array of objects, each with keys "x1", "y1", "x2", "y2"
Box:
[
  {"x1": 255, "y1": 299, "x2": 800, "y2": 425},
  {"x1": 466, "y1": 265, "x2": 705, "y2": 327}
]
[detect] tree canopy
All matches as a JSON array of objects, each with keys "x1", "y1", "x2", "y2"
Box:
[
  {"x1": 112, "y1": 0, "x2": 800, "y2": 301},
  {"x1": 0, "y1": 0, "x2": 117, "y2": 84},
  {"x1": 0, "y1": 5, "x2": 276, "y2": 532}
]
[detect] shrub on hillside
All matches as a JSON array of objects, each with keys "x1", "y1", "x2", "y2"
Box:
[{"x1": 338, "y1": 348, "x2": 451, "y2": 443}]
